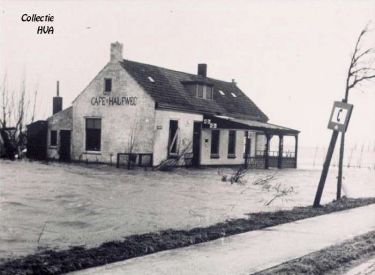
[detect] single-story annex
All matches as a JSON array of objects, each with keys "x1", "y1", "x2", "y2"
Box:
[{"x1": 27, "y1": 42, "x2": 299, "y2": 169}]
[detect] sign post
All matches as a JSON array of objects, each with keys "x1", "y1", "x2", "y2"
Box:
[{"x1": 313, "y1": 101, "x2": 353, "y2": 207}]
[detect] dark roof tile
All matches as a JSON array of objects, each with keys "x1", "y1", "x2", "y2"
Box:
[{"x1": 120, "y1": 60, "x2": 268, "y2": 122}]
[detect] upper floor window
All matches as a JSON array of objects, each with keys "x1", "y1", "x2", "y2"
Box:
[
  {"x1": 205, "y1": 86, "x2": 213, "y2": 100},
  {"x1": 197, "y1": 85, "x2": 204, "y2": 98},
  {"x1": 104, "y1": 78, "x2": 112, "y2": 93},
  {"x1": 195, "y1": 85, "x2": 213, "y2": 100}
]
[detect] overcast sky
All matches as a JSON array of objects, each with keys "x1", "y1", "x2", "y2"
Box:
[{"x1": 1, "y1": 0, "x2": 375, "y2": 148}]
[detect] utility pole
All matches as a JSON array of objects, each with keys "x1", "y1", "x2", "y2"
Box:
[{"x1": 337, "y1": 96, "x2": 348, "y2": 200}]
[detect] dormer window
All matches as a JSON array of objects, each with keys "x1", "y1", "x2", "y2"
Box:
[
  {"x1": 181, "y1": 80, "x2": 214, "y2": 100},
  {"x1": 231, "y1": 92, "x2": 237, "y2": 98},
  {"x1": 104, "y1": 78, "x2": 112, "y2": 93},
  {"x1": 195, "y1": 85, "x2": 213, "y2": 100},
  {"x1": 197, "y1": 85, "x2": 203, "y2": 98},
  {"x1": 218, "y1": 90, "x2": 225, "y2": 96},
  {"x1": 148, "y1": 76, "x2": 155, "y2": 83}
]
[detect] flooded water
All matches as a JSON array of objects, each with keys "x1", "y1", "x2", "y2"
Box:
[{"x1": 0, "y1": 151, "x2": 374, "y2": 262}]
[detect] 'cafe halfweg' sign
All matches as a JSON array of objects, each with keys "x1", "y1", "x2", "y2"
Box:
[{"x1": 91, "y1": 96, "x2": 137, "y2": 106}]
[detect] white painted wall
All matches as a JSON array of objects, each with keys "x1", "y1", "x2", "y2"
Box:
[
  {"x1": 72, "y1": 62, "x2": 156, "y2": 163},
  {"x1": 153, "y1": 109, "x2": 202, "y2": 166},
  {"x1": 200, "y1": 129, "x2": 259, "y2": 166}
]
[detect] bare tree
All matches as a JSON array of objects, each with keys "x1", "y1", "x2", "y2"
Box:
[
  {"x1": 125, "y1": 118, "x2": 139, "y2": 169},
  {"x1": 0, "y1": 73, "x2": 38, "y2": 159},
  {"x1": 337, "y1": 24, "x2": 375, "y2": 198}
]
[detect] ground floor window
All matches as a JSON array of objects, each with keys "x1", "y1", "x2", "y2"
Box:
[
  {"x1": 228, "y1": 130, "x2": 236, "y2": 158},
  {"x1": 50, "y1": 130, "x2": 57, "y2": 146},
  {"x1": 86, "y1": 118, "x2": 101, "y2": 151},
  {"x1": 210, "y1": 130, "x2": 220, "y2": 158}
]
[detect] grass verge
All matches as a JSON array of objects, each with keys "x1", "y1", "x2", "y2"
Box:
[
  {"x1": 1, "y1": 197, "x2": 375, "y2": 275},
  {"x1": 254, "y1": 230, "x2": 375, "y2": 275}
]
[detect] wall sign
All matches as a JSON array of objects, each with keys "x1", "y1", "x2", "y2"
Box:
[
  {"x1": 203, "y1": 118, "x2": 217, "y2": 129},
  {"x1": 91, "y1": 96, "x2": 137, "y2": 106},
  {"x1": 327, "y1": 101, "x2": 353, "y2": 132}
]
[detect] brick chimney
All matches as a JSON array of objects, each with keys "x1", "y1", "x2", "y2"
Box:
[
  {"x1": 110, "y1": 42, "x2": 123, "y2": 63},
  {"x1": 197, "y1": 64, "x2": 207, "y2": 77},
  {"x1": 53, "y1": 81, "x2": 62, "y2": 115}
]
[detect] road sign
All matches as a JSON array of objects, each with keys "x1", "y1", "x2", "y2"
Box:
[{"x1": 327, "y1": 101, "x2": 353, "y2": 133}]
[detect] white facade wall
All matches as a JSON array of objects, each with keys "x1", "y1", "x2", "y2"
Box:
[
  {"x1": 153, "y1": 109, "x2": 203, "y2": 166},
  {"x1": 200, "y1": 129, "x2": 258, "y2": 166},
  {"x1": 72, "y1": 62, "x2": 156, "y2": 163}
]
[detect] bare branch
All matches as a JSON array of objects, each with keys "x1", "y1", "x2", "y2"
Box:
[
  {"x1": 352, "y1": 48, "x2": 375, "y2": 66},
  {"x1": 31, "y1": 85, "x2": 38, "y2": 123},
  {"x1": 345, "y1": 23, "x2": 375, "y2": 98},
  {"x1": 348, "y1": 74, "x2": 375, "y2": 90},
  {"x1": 350, "y1": 67, "x2": 375, "y2": 76}
]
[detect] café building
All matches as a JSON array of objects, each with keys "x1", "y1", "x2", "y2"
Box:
[{"x1": 28, "y1": 42, "x2": 299, "y2": 169}]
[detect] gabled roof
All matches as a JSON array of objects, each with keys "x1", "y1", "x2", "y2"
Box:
[{"x1": 120, "y1": 60, "x2": 269, "y2": 122}]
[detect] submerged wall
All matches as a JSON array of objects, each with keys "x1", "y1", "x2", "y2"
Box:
[
  {"x1": 200, "y1": 129, "x2": 260, "y2": 166},
  {"x1": 153, "y1": 109, "x2": 202, "y2": 166}
]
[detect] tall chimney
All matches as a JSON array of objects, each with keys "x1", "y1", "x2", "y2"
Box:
[
  {"x1": 197, "y1": 64, "x2": 207, "y2": 77},
  {"x1": 110, "y1": 42, "x2": 123, "y2": 63},
  {"x1": 53, "y1": 81, "x2": 62, "y2": 115}
]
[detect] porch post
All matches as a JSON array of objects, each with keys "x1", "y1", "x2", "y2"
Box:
[
  {"x1": 294, "y1": 134, "x2": 299, "y2": 168},
  {"x1": 265, "y1": 134, "x2": 271, "y2": 169},
  {"x1": 278, "y1": 135, "x2": 284, "y2": 169}
]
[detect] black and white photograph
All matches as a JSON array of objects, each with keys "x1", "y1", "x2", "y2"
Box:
[{"x1": 0, "y1": 0, "x2": 375, "y2": 274}]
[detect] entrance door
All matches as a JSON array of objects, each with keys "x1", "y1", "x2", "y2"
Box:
[
  {"x1": 168, "y1": 120, "x2": 178, "y2": 156},
  {"x1": 59, "y1": 130, "x2": 71, "y2": 162},
  {"x1": 192, "y1": 122, "x2": 202, "y2": 166}
]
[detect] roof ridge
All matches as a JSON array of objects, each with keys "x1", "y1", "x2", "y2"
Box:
[{"x1": 122, "y1": 59, "x2": 234, "y2": 85}]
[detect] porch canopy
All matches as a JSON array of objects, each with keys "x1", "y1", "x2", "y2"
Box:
[{"x1": 203, "y1": 114, "x2": 300, "y2": 169}]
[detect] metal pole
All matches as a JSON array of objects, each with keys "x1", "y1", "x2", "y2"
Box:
[
  {"x1": 337, "y1": 96, "x2": 348, "y2": 200},
  {"x1": 313, "y1": 130, "x2": 339, "y2": 207},
  {"x1": 337, "y1": 132, "x2": 345, "y2": 199}
]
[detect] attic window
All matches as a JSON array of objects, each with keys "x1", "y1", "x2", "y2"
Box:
[
  {"x1": 104, "y1": 78, "x2": 112, "y2": 93},
  {"x1": 148, "y1": 76, "x2": 155, "y2": 83},
  {"x1": 218, "y1": 90, "x2": 225, "y2": 96},
  {"x1": 231, "y1": 92, "x2": 237, "y2": 98},
  {"x1": 195, "y1": 85, "x2": 213, "y2": 100}
]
